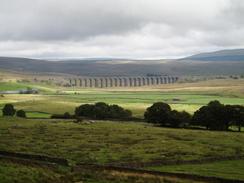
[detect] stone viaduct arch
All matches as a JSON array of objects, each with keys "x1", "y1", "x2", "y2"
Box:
[{"x1": 68, "y1": 76, "x2": 178, "y2": 88}]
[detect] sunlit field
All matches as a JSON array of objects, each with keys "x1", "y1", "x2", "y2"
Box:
[
  {"x1": 0, "y1": 118, "x2": 244, "y2": 182},
  {"x1": 0, "y1": 78, "x2": 244, "y2": 182},
  {"x1": 1, "y1": 79, "x2": 244, "y2": 118}
]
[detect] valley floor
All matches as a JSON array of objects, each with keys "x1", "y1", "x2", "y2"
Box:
[
  {"x1": 0, "y1": 118, "x2": 244, "y2": 182},
  {"x1": 0, "y1": 78, "x2": 244, "y2": 182}
]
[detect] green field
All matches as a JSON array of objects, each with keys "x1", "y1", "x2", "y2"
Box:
[
  {"x1": 1, "y1": 79, "x2": 244, "y2": 118},
  {"x1": 0, "y1": 159, "x2": 209, "y2": 183},
  {"x1": 148, "y1": 160, "x2": 244, "y2": 181},
  {"x1": 0, "y1": 160, "x2": 67, "y2": 183},
  {"x1": 0, "y1": 82, "x2": 30, "y2": 91},
  {"x1": 1, "y1": 91, "x2": 244, "y2": 118},
  {"x1": 0, "y1": 79, "x2": 244, "y2": 182},
  {"x1": 0, "y1": 118, "x2": 244, "y2": 166},
  {"x1": 0, "y1": 118, "x2": 244, "y2": 182}
]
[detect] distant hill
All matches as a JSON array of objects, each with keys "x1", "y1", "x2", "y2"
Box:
[
  {"x1": 181, "y1": 49, "x2": 244, "y2": 61},
  {"x1": 0, "y1": 49, "x2": 244, "y2": 76}
]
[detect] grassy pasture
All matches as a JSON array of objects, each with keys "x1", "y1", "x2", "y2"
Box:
[
  {"x1": 0, "y1": 118, "x2": 244, "y2": 181},
  {"x1": 0, "y1": 82, "x2": 31, "y2": 91},
  {"x1": 0, "y1": 81, "x2": 58, "y2": 93},
  {"x1": 0, "y1": 160, "x2": 66, "y2": 183},
  {"x1": 148, "y1": 160, "x2": 244, "y2": 181},
  {"x1": 1, "y1": 79, "x2": 244, "y2": 118},
  {"x1": 1, "y1": 91, "x2": 244, "y2": 118},
  {"x1": 0, "y1": 79, "x2": 244, "y2": 182},
  {"x1": 0, "y1": 160, "x2": 210, "y2": 183},
  {"x1": 0, "y1": 118, "x2": 244, "y2": 165}
]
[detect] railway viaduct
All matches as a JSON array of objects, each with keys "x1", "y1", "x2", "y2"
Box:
[{"x1": 68, "y1": 76, "x2": 179, "y2": 88}]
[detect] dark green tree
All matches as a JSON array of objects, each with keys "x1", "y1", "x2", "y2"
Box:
[
  {"x1": 16, "y1": 110, "x2": 26, "y2": 118},
  {"x1": 75, "y1": 103, "x2": 132, "y2": 120},
  {"x1": 94, "y1": 102, "x2": 110, "y2": 119},
  {"x1": 144, "y1": 102, "x2": 171, "y2": 125},
  {"x1": 192, "y1": 100, "x2": 229, "y2": 130},
  {"x1": 169, "y1": 110, "x2": 191, "y2": 128},
  {"x1": 226, "y1": 105, "x2": 244, "y2": 132},
  {"x1": 63, "y1": 112, "x2": 71, "y2": 119},
  {"x1": 75, "y1": 104, "x2": 94, "y2": 118},
  {"x1": 109, "y1": 104, "x2": 132, "y2": 119},
  {"x1": 2, "y1": 104, "x2": 16, "y2": 116}
]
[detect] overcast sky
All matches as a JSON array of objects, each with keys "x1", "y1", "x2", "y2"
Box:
[{"x1": 0, "y1": 0, "x2": 244, "y2": 59}]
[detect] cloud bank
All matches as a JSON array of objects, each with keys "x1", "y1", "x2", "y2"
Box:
[{"x1": 0, "y1": 0, "x2": 244, "y2": 59}]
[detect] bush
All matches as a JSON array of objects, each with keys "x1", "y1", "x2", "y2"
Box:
[
  {"x1": 2, "y1": 104, "x2": 16, "y2": 116},
  {"x1": 144, "y1": 102, "x2": 171, "y2": 125},
  {"x1": 144, "y1": 102, "x2": 191, "y2": 127},
  {"x1": 192, "y1": 100, "x2": 244, "y2": 131},
  {"x1": 16, "y1": 110, "x2": 26, "y2": 118},
  {"x1": 93, "y1": 102, "x2": 110, "y2": 119},
  {"x1": 192, "y1": 100, "x2": 227, "y2": 130},
  {"x1": 169, "y1": 110, "x2": 191, "y2": 128},
  {"x1": 225, "y1": 105, "x2": 244, "y2": 132},
  {"x1": 75, "y1": 104, "x2": 94, "y2": 118},
  {"x1": 75, "y1": 102, "x2": 132, "y2": 120},
  {"x1": 51, "y1": 112, "x2": 72, "y2": 119},
  {"x1": 109, "y1": 104, "x2": 132, "y2": 119}
]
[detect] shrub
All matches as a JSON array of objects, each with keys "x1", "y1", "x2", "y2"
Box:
[
  {"x1": 109, "y1": 104, "x2": 132, "y2": 119},
  {"x1": 93, "y1": 102, "x2": 110, "y2": 119},
  {"x1": 75, "y1": 104, "x2": 94, "y2": 118},
  {"x1": 51, "y1": 112, "x2": 72, "y2": 119},
  {"x1": 16, "y1": 110, "x2": 26, "y2": 118},
  {"x1": 75, "y1": 102, "x2": 132, "y2": 120},
  {"x1": 2, "y1": 104, "x2": 16, "y2": 116},
  {"x1": 191, "y1": 100, "x2": 244, "y2": 131},
  {"x1": 169, "y1": 110, "x2": 191, "y2": 128},
  {"x1": 144, "y1": 102, "x2": 171, "y2": 125}
]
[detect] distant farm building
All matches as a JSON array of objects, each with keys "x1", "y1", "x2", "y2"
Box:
[{"x1": 0, "y1": 88, "x2": 39, "y2": 94}]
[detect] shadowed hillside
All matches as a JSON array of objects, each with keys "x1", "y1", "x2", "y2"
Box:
[
  {"x1": 1, "y1": 49, "x2": 244, "y2": 76},
  {"x1": 182, "y1": 49, "x2": 244, "y2": 61}
]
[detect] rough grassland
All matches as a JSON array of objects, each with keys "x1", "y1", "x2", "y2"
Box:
[
  {"x1": 0, "y1": 160, "x2": 208, "y2": 183},
  {"x1": 0, "y1": 118, "x2": 244, "y2": 181},
  {"x1": 1, "y1": 91, "x2": 244, "y2": 118},
  {"x1": 0, "y1": 160, "x2": 66, "y2": 183},
  {"x1": 0, "y1": 79, "x2": 244, "y2": 182},
  {"x1": 0, "y1": 118, "x2": 244, "y2": 165},
  {"x1": 148, "y1": 160, "x2": 244, "y2": 181},
  {"x1": 1, "y1": 79, "x2": 244, "y2": 118}
]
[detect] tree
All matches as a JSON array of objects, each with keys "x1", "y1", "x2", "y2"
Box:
[
  {"x1": 2, "y1": 104, "x2": 16, "y2": 116},
  {"x1": 169, "y1": 110, "x2": 191, "y2": 128},
  {"x1": 75, "y1": 103, "x2": 132, "y2": 120},
  {"x1": 192, "y1": 100, "x2": 230, "y2": 130},
  {"x1": 75, "y1": 104, "x2": 94, "y2": 118},
  {"x1": 144, "y1": 102, "x2": 171, "y2": 125},
  {"x1": 93, "y1": 102, "x2": 110, "y2": 119},
  {"x1": 51, "y1": 112, "x2": 71, "y2": 119},
  {"x1": 109, "y1": 104, "x2": 132, "y2": 119},
  {"x1": 16, "y1": 110, "x2": 26, "y2": 118},
  {"x1": 226, "y1": 105, "x2": 244, "y2": 132},
  {"x1": 63, "y1": 112, "x2": 71, "y2": 119},
  {"x1": 192, "y1": 106, "x2": 211, "y2": 129}
]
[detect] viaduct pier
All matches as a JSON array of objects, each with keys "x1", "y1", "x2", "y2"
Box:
[{"x1": 68, "y1": 76, "x2": 179, "y2": 88}]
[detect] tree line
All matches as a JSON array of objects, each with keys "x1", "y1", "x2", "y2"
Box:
[
  {"x1": 145, "y1": 100, "x2": 244, "y2": 131},
  {"x1": 2, "y1": 100, "x2": 244, "y2": 132},
  {"x1": 1, "y1": 104, "x2": 26, "y2": 118},
  {"x1": 51, "y1": 102, "x2": 133, "y2": 120},
  {"x1": 74, "y1": 102, "x2": 132, "y2": 120}
]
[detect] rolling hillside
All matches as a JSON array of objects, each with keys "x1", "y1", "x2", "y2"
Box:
[
  {"x1": 182, "y1": 49, "x2": 244, "y2": 61},
  {"x1": 0, "y1": 49, "x2": 244, "y2": 76}
]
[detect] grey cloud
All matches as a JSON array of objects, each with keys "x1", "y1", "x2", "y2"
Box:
[{"x1": 0, "y1": 0, "x2": 244, "y2": 58}]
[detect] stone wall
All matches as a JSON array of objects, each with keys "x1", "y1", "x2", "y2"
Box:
[{"x1": 68, "y1": 76, "x2": 178, "y2": 88}]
